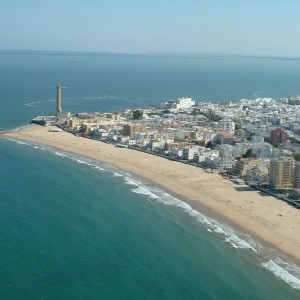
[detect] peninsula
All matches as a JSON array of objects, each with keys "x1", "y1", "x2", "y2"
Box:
[{"x1": 4, "y1": 89, "x2": 300, "y2": 266}]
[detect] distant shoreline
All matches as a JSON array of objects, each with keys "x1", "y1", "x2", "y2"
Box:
[
  {"x1": 1, "y1": 48, "x2": 300, "y2": 62},
  {"x1": 4, "y1": 125, "x2": 300, "y2": 268}
]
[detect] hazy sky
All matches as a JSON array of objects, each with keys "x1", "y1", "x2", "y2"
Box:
[{"x1": 1, "y1": 0, "x2": 300, "y2": 56}]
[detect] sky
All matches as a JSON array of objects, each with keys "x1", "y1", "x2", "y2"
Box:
[{"x1": 1, "y1": 0, "x2": 300, "y2": 57}]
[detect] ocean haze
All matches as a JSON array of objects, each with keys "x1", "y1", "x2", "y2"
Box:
[{"x1": 1, "y1": 1, "x2": 300, "y2": 56}]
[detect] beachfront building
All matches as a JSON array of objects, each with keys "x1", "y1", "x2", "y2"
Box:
[
  {"x1": 294, "y1": 162, "x2": 300, "y2": 188},
  {"x1": 165, "y1": 142, "x2": 195, "y2": 152},
  {"x1": 196, "y1": 149, "x2": 219, "y2": 163},
  {"x1": 123, "y1": 124, "x2": 147, "y2": 139},
  {"x1": 269, "y1": 157, "x2": 294, "y2": 189},
  {"x1": 182, "y1": 147, "x2": 203, "y2": 161},
  {"x1": 212, "y1": 157, "x2": 234, "y2": 170}
]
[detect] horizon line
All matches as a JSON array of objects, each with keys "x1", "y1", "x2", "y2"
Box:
[{"x1": 1, "y1": 47, "x2": 300, "y2": 60}]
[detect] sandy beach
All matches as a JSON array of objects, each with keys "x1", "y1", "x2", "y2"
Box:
[{"x1": 4, "y1": 125, "x2": 300, "y2": 264}]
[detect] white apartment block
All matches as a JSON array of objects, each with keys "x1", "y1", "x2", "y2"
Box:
[
  {"x1": 160, "y1": 97, "x2": 195, "y2": 110},
  {"x1": 216, "y1": 144, "x2": 235, "y2": 158},
  {"x1": 213, "y1": 157, "x2": 234, "y2": 170},
  {"x1": 218, "y1": 120, "x2": 235, "y2": 135},
  {"x1": 182, "y1": 147, "x2": 199, "y2": 161}
]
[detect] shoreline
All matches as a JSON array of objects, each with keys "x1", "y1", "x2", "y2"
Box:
[{"x1": 3, "y1": 125, "x2": 300, "y2": 266}]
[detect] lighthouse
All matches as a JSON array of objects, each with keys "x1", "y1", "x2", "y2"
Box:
[{"x1": 56, "y1": 84, "x2": 62, "y2": 116}]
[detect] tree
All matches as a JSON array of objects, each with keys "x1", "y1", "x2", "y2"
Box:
[
  {"x1": 245, "y1": 130, "x2": 255, "y2": 141},
  {"x1": 294, "y1": 153, "x2": 300, "y2": 161},
  {"x1": 133, "y1": 110, "x2": 143, "y2": 120},
  {"x1": 235, "y1": 123, "x2": 242, "y2": 130},
  {"x1": 242, "y1": 149, "x2": 256, "y2": 158},
  {"x1": 206, "y1": 141, "x2": 213, "y2": 148},
  {"x1": 162, "y1": 109, "x2": 170, "y2": 114},
  {"x1": 199, "y1": 110, "x2": 222, "y2": 122}
]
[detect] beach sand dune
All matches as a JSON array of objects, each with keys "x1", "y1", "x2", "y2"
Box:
[{"x1": 5, "y1": 125, "x2": 300, "y2": 264}]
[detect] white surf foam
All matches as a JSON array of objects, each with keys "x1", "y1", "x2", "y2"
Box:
[
  {"x1": 214, "y1": 227, "x2": 226, "y2": 234},
  {"x1": 230, "y1": 243, "x2": 238, "y2": 249},
  {"x1": 262, "y1": 260, "x2": 300, "y2": 289},
  {"x1": 131, "y1": 186, "x2": 160, "y2": 199},
  {"x1": 225, "y1": 235, "x2": 256, "y2": 251},
  {"x1": 113, "y1": 172, "x2": 123, "y2": 177},
  {"x1": 188, "y1": 209, "x2": 212, "y2": 225},
  {"x1": 94, "y1": 166, "x2": 105, "y2": 171},
  {"x1": 54, "y1": 151, "x2": 69, "y2": 157},
  {"x1": 16, "y1": 141, "x2": 29, "y2": 145},
  {"x1": 72, "y1": 158, "x2": 92, "y2": 165},
  {"x1": 124, "y1": 178, "x2": 140, "y2": 186},
  {"x1": 12, "y1": 124, "x2": 33, "y2": 132},
  {"x1": 25, "y1": 101, "x2": 41, "y2": 107}
]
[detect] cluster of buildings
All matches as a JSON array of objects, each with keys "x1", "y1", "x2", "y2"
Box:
[{"x1": 33, "y1": 86, "x2": 300, "y2": 203}]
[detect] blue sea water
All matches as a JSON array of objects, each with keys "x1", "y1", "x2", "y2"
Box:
[{"x1": 0, "y1": 50, "x2": 300, "y2": 299}]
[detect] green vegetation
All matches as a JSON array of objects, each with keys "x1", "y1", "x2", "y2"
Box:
[
  {"x1": 242, "y1": 149, "x2": 256, "y2": 158},
  {"x1": 162, "y1": 109, "x2": 171, "y2": 114},
  {"x1": 235, "y1": 123, "x2": 242, "y2": 130},
  {"x1": 293, "y1": 153, "x2": 300, "y2": 161},
  {"x1": 133, "y1": 110, "x2": 143, "y2": 120},
  {"x1": 289, "y1": 136, "x2": 300, "y2": 144},
  {"x1": 245, "y1": 130, "x2": 255, "y2": 141},
  {"x1": 199, "y1": 110, "x2": 222, "y2": 122},
  {"x1": 206, "y1": 141, "x2": 213, "y2": 148}
]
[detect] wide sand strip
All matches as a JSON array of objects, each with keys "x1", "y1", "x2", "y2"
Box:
[{"x1": 4, "y1": 125, "x2": 300, "y2": 263}]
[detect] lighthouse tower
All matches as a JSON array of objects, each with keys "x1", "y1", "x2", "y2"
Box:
[{"x1": 56, "y1": 84, "x2": 62, "y2": 117}]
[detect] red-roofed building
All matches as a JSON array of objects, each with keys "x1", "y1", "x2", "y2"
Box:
[{"x1": 270, "y1": 128, "x2": 288, "y2": 144}]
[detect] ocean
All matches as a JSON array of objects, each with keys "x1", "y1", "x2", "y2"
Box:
[{"x1": 0, "y1": 50, "x2": 300, "y2": 299}]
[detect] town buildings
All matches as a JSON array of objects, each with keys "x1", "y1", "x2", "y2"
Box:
[{"x1": 41, "y1": 88, "x2": 300, "y2": 192}]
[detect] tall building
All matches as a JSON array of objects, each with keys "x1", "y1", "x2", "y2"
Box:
[
  {"x1": 123, "y1": 124, "x2": 147, "y2": 139},
  {"x1": 269, "y1": 157, "x2": 294, "y2": 189},
  {"x1": 294, "y1": 161, "x2": 300, "y2": 188},
  {"x1": 56, "y1": 84, "x2": 62, "y2": 116},
  {"x1": 270, "y1": 128, "x2": 288, "y2": 144}
]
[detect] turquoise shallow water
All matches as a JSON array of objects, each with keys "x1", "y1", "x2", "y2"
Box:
[{"x1": 0, "y1": 50, "x2": 300, "y2": 299}]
